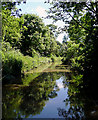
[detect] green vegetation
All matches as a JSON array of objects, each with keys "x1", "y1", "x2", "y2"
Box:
[
  {"x1": 2, "y1": 2, "x2": 62, "y2": 84},
  {"x1": 47, "y1": 1, "x2": 98, "y2": 89},
  {"x1": 2, "y1": 1, "x2": 98, "y2": 90},
  {"x1": 3, "y1": 72, "x2": 63, "y2": 118},
  {"x1": 2, "y1": 1, "x2": 98, "y2": 119}
]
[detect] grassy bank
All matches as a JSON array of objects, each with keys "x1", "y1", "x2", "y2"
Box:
[{"x1": 2, "y1": 50, "x2": 62, "y2": 84}]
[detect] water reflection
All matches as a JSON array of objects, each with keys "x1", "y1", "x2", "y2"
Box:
[
  {"x1": 3, "y1": 72, "x2": 65, "y2": 118},
  {"x1": 57, "y1": 73, "x2": 98, "y2": 120},
  {"x1": 2, "y1": 64, "x2": 98, "y2": 119}
]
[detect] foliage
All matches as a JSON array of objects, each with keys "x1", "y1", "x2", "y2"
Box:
[
  {"x1": 51, "y1": 55, "x2": 62, "y2": 62},
  {"x1": 47, "y1": 1, "x2": 98, "y2": 87},
  {"x1": 20, "y1": 14, "x2": 59, "y2": 57},
  {"x1": 2, "y1": 8, "x2": 24, "y2": 48},
  {"x1": 2, "y1": 47, "x2": 53, "y2": 84},
  {"x1": 2, "y1": 1, "x2": 63, "y2": 83},
  {"x1": 3, "y1": 72, "x2": 63, "y2": 118},
  {"x1": 62, "y1": 41, "x2": 85, "y2": 72}
]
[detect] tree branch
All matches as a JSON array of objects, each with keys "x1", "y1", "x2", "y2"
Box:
[
  {"x1": 85, "y1": 3, "x2": 96, "y2": 14},
  {"x1": 66, "y1": 11, "x2": 91, "y2": 32}
]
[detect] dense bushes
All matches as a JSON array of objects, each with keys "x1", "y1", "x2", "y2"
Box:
[
  {"x1": 2, "y1": 49, "x2": 54, "y2": 81},
  {"x1": 51, "y1": 55, "x2": 62, "y2": 62},
  {"x1": 2, "y1": 42, "x2": 62, "y2": 83},
  {"x1": 2, "y1": 50, "x2": 22, "y2": 77},
  {"x1": 47, "y1": 1, "x2": 98, "y2": 89},
  {"x1": 2, "y1": 2, "x2": 63, "y2": 84},
  {"x1": 62, "y1": 41, "x2": 85, "y2": 72}
]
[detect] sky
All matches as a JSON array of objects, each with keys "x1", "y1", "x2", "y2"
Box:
[{"x1": 17, "y1": 0, "x2": 65, "y2": 43}]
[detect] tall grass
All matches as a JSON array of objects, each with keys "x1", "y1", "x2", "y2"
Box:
[{"x1": 2, "y1": 50, "x2": 52, "y2": 82}]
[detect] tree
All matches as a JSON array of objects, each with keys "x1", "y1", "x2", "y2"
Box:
[
  {"x1": 47, "y1": 24, "x2": 58, "y2": 37},
  {"x1": 46, "y1": 1, "x2": 98, "y2": 87},
  {"x1": 2, "y1": 1, "x2": 25, "y2": 48},
  {"x1": 20, "y1": 14, "x2": 58, "y2": 57},
  {"x1": 2, "y1": 9, "x2": 24, "y2": 48}
]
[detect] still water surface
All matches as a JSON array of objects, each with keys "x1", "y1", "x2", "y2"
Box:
[
  {"x1": 32, "y1": 76, "x2": 69, "y2": 118},
  {"x1": 3, "y1": 63, "x2": 98, "y2": 119}
]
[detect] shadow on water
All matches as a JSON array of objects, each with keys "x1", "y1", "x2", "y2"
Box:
[
  {"x1": 3, "y1": 72, "x2": 65, "y2": 118},
  {"x1": 57, "y1": 72, "x2": 98, "y2": 120},
  {"x1": 2, "y1": 63, "x2": 98, "y2": 119}
]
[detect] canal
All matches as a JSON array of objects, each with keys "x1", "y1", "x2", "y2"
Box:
[{"x1": 2, "y1": 63, "x2": 98, "y2": 119}]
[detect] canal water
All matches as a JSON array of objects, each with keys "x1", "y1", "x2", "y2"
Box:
[{"x1": 2, "y1": 63, "x2": 98, "y2": 119}]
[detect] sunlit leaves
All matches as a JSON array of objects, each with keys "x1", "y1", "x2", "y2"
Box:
[
  {"x1": 20, "y1": 14, "x2": 59, "y2": 57},
  {"x1": 2, "y1": 8, "x2": 24, "y2": 48}
]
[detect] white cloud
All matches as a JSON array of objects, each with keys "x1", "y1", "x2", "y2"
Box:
[
  {"x1": 27, "y1": 0, "x2": 45, "y2": 3},
  {"x1": 54, "y1": 20, "x2": 65, "y2": 28},
  {"x1": 43, "y1": 19, "x2": 53, "y2": 25},
  {"x1": 31, "y1": 8, "x2": 34, "y2": 12},
  {"x1": 36, "y1": 6, "x2": 47, "y2": 18},
  {"x1": 27, "y1": 0, "x2": 53, "y2": 3},
  {"x1": 57, "y1": 33, "x2": 64, "y2": 43}
]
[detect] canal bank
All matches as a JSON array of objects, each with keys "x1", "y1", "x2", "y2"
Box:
[
  {"x1": 2, "y1": 57, "x2": 62, "y2": 85},
  {"x1": 2, "y1": 62, "x2": 98, "y2": 119}
]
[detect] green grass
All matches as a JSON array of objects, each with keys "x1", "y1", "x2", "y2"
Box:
[
  {"x1": 2, "y1": 48, "x2": 62, "y2": 84},
  {"x1": 2, "y1": 50, "x2": 52, "y2": 81}
]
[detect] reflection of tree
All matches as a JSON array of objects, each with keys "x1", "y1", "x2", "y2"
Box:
[
  {"x1": 57, "y1": 92, "x2": 85, "y2": 119},
  {"x1": 57, "y1": 91, "x2": 98, "y2": 120},
  {"x1": 3, "y1": 87, "x2": 23, "y2": 118},
  {"x1": 57, "y1": 106, "x2": 84, "y2": 119},
  {"x1": 57, "y1": 73, "x2": 85, "y2": 119},
  {"x1": 58, "y1": 73, "x2": 98, "y2": 120},
  {"x1": 48, "y1": 90, "x2": 57, "y2": 98},
  {"x1": 3, "y1": 72, "x2": 64, "y2": 118}
]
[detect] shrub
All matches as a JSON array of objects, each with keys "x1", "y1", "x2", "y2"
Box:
[
  {"x1": 2, "y1": 50, "x2": 23, "y2": 77},
  {"x1": 2, "y1": 49, "x2": 53, "y2": 83}
]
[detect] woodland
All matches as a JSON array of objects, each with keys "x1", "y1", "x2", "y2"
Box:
[{"x1": 1, "y1": 0, "x2": 98, "y2": 90}]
